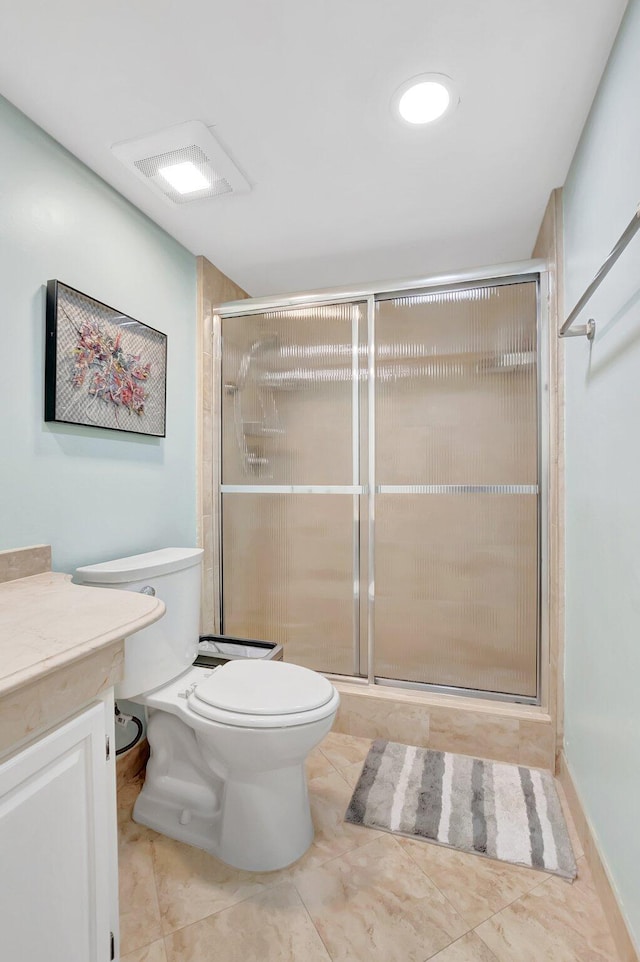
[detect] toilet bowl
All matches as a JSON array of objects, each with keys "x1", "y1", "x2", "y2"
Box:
[{"x1": 76, "y1": 548, "x2": 339, "y2": 871}]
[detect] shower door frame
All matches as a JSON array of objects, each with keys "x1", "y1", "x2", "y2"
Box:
[{"x1": 213, "y1": 259, "x2": 550, "y2": 707}]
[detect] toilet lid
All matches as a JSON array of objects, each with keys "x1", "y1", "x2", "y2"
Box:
[{"x1": 191, "y1": 660, "x2": 335, "y2": 716}]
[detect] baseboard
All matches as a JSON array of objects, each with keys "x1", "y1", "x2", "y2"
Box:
[{"x1": 558, "y1": 752, "x2": 639, "y2": 962}]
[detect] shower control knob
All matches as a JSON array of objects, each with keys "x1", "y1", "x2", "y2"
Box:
[{"x1": 139, "y1": 585, "x2": 156, "y2": 596}]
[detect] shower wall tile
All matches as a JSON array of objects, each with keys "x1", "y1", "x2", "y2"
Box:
[
  {"x1": 200, "y1": 565, "x2": 215, "y2": 635},
  {"x1": 518, "y1": 717, "x2": 556, "y2": 769},
  {"x1": 333, "y1": 683, "x2": 555, "y2": 769},
  {"x1": 202, "y1": 357, "x2": 213, "y2": 415},
  {"x1": 202, "y1": 406, "x2": 214, "y2": 462},
  {"x1": 201, "y1": 514, "x2": 213, "y2": 560},
  {"x1": 427, "y1": 708, "x2": 520, "y2": 763},
  {"x1": 200, "y1": 514, "x2": 213, "y2": 634},
  {"x1": 532, "y1": 188, "x2": 565, "y2": 766},
  {"x1": 196, "y1": 256, "x2": 248, "y2": 635},
  {"x1": 335, "y1": 687, "x2": 431, "y2": 746},
  {"x1": 201, "y1": 460, "x2": 213, "y2": 519},
  {"x1": 203, "y1": 313, "x2": 213, "y2": 356}
]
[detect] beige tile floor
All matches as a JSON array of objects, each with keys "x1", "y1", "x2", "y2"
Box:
[{"x1": 117, "y1": 732, "x2": 621, "y2": 962}]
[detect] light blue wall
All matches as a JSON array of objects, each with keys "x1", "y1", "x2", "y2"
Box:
[
  {"x1": 563, "y1": 0, "x2": 640, "y2": 945},
  {"x1": 0, "y1": 96, "x2": 197, "y2": 574}
]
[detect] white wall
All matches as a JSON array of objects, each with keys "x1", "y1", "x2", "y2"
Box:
[
  {"x1": 0, "y1": 95, "x2": 197, "y2": 574},
  {"x1": 563, "y1": 0, "x2": 640, "y2": 945}
]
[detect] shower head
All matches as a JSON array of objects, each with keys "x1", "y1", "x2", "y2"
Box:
[
  {"x1": 236, "y1": 334, "x2": 280, "y2": 390},
  {"x1": 250, "y1": 334, "x2": 280, "y2": 354}
]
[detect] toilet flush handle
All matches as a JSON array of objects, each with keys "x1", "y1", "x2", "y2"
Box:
[{"x1": 139, "y1": 585, "x2": 156, "y2": 596}]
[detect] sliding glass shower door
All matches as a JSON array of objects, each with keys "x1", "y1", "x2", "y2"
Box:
[
  {"x1": 218, "y1": 276, "x2": 540, "y2": 700},
  {"x1": 373, "y1": 282, "x2": 539, "y2": 697},
  {"x1": 220, "y1": 303, "x2": 365, "y2": 675}
]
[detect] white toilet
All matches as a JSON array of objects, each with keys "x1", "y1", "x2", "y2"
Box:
[{"x1": 76, "y1": 547, "x2": 340, "y2": 871}]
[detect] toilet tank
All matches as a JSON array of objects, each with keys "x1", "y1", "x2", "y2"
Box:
[{"x1": 76, "y1": 547, "x2": 204, "y2": 699}]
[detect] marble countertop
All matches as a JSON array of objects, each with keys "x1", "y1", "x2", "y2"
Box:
[{"x1": 0, "y1": 571, "x2": 165, "y2": 699}]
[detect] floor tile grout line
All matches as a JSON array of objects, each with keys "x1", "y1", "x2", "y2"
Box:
[
  {"x1": 317, "y1": 750, "x2": 367, "y2": 774},
  {"x1": 422, "y1": 931, "x2": 500, "y2": 962},
  {"x1": 317, "y1": 734, "x2": 373, "y2": 768},
  {"x1": 393, "y1": 832, "x2": 553, "y2": 932},
  {"x1": 156, "y1": 879, "x2": 298, "y2": 943},
  {"x1": 470, "y1": 866, "x2": 571, "y2": 937},
  {"x1": 382, "y1": 835, "x2": 474, "y2": 939},
  {"x1": 142, "y1": 822, "x2": 386, "y2": 942},
  {"x1": 117, "y1": 737, "x2": 596, "y2": 954},
  {"x1": 472, "y1": 872, "x2": 553, "y2": 929},
  {"x1": 119, "y1": 775, "x2": 618, "y2": 962},
  {"x1": 468, "y1": 855, "x2": 624, "y2": 962},
  {"x1": 117, "y1": 795, "x2": 165, "y2": 958},
  {"x1": 292, "y1": 832, "x2": 466, "y2": 962},
  {"x1": 122, "y1": 732, "x2": 367, "y2": 946},
  {"x1": 143, "y1": 826, "x2": 170, "y2": 948},
  {"x1": 334, "y1": 764, "x2": 363, "y2": 790},
  {"x1": 308, "y1": 756, "x2": 341, "y2": 781},
  {"x1": 292, "y1": 881, "x2": 335, "y2": 962},
  {"x1": 291, "y1": 827, "x2": 390, "y2": 879}
]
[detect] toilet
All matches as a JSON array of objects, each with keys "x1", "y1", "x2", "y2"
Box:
[{"x1": 76, "y1": 547, "x2": 340, "y2": 871}]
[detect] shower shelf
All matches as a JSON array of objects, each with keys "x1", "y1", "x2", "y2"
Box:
[{"x1": 241, "y1": 422, "x2": 284, "y2": 438}]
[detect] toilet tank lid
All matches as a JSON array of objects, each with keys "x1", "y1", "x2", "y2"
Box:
[{"x1": 76, "y1": 547, "x2": 204, "y2": 584}]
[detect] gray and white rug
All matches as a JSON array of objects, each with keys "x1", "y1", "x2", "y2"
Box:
[{"x1": 345, "y1": 739, "x2": 576, "y2": 879}]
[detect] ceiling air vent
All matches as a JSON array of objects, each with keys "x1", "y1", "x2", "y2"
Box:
[{"x1": 112, "y1": 120, "x2": 250, "y2": 205}]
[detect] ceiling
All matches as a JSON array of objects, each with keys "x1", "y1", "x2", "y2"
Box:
[{"x1": 0, "y1": 1, "x2": 628, "y2": 297}]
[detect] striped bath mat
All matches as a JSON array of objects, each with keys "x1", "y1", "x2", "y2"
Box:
[{"x1": 345, "y1": 739, "x2": 576, "y2": 879}]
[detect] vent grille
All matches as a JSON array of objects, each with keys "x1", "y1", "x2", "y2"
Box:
[
  {"x1": 134, "y1": 144, "x2": 232, "y2": 204},
  {"x1": 112, "y1": 121, "x2": 250, "y2": 206}
]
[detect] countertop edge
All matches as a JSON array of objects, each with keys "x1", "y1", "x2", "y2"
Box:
[{"x1": 0, "y1": 574, "x2": 166, "y2": 700}]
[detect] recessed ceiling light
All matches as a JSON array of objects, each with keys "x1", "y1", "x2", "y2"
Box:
[
  {"x1": 393, "y1": 74, "x2": 458, "y2": 126},
  {"x1": 159, "y1": 161, "x2": 211, "y2": 195}
]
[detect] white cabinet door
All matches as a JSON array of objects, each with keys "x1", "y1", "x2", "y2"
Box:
[{"x1": 0, "y1": 702, "x2": 113, "y2": 962}]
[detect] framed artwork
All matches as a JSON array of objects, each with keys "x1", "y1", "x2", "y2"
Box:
[{"x1": 45, "y1": 280, "x2": 167, "y2": 437}]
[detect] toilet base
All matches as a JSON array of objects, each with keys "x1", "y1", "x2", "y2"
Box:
[
  {"x1": 134, "y1": 708, "x2": 319, "y2": 871},
  {"x1": 133, "y1": 762, "x2": 314, "y2": 872}
]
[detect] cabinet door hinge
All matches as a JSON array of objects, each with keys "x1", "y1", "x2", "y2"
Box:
[
  {"x1": 106, "y1": 735, "x2": 111, "y2": 761},
  {"x1": 110, "y1": 931, "x2": 115, "y2": 960}
]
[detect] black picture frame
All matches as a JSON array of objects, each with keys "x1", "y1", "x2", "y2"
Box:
[{"x1": 45, "y1": 280, "x2": 167, "y2": 437}]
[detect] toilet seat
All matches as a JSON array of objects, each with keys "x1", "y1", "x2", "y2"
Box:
[
  {"x1": 186, "y1": 689, "x2": 340, "y2": 728},
  {"x1": 194, "y1": 660, "x2": 334, "y2": 714},
  {"x1": 187, "y1": 660, "x2": 338, "y2": 729}
]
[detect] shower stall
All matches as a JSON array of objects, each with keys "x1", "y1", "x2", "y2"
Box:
[{"x1": 213, "y1": 263, "x2": 547, "y2": 704}]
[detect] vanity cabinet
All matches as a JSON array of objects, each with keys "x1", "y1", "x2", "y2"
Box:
[
  {"x1": 0, "y1": 549, "x2": 164, "y2": 962},
  {"x1": 0, "y1": 697, "x2": 118, "y2": 962}
]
